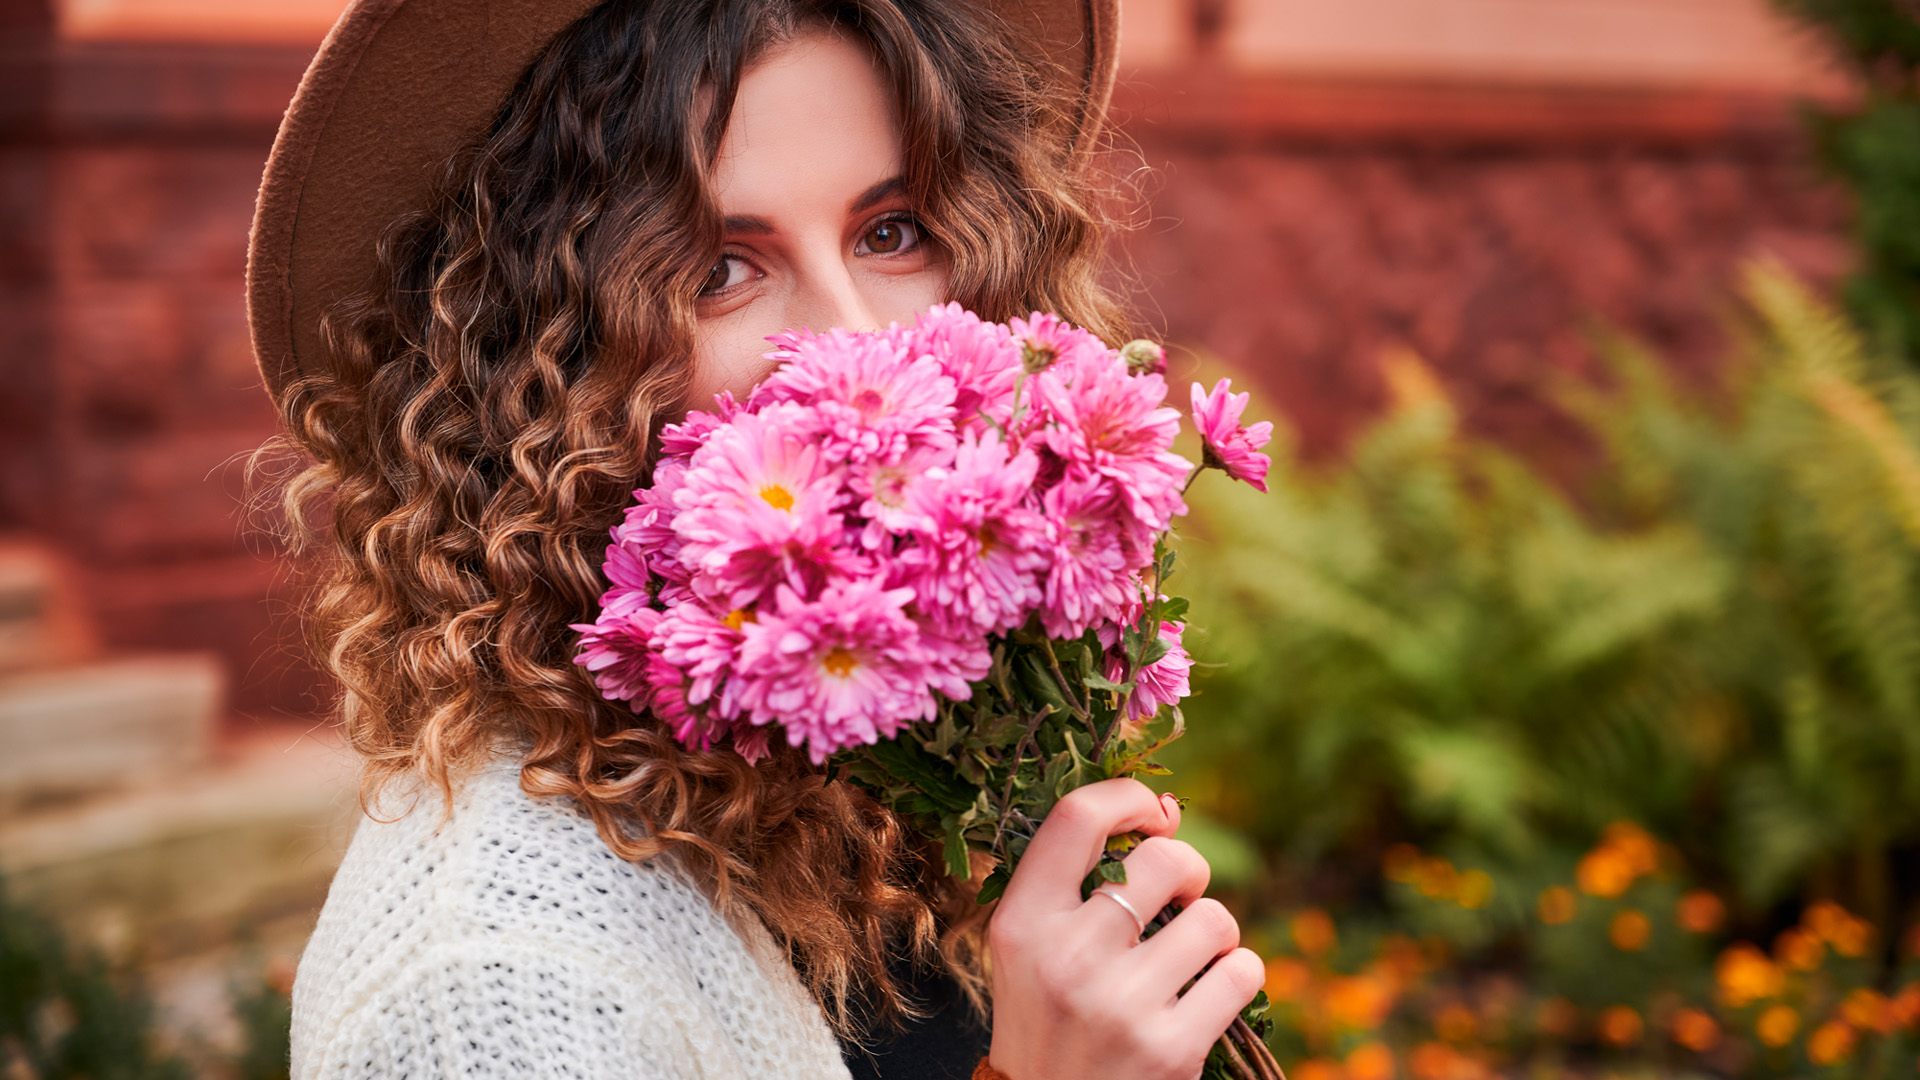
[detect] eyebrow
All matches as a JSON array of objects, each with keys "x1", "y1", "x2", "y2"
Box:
[{"x1": 721, "y1": 174, "x2": 906, "y2": 236}]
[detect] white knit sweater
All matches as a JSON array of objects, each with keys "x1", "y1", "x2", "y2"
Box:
[{"x1": 289, "y1": 744, "x2": 856, "y2": 1079}]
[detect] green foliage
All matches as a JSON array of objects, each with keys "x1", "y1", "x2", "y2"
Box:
[
  {"x1": 0, "y1": 874, "x2": 193, "y2": 1079},
  {"x1": 0, "y1": 871, "x2": 294, "y2": 1079},
  {"x1": 1173, "y1": 260, "x2": 1920, "y2": 923},
  {"x1": 1769, "y1": 0, "x2": 1920, "y2": 369}
]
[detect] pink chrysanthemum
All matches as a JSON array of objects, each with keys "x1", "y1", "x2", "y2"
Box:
[
  {"x1": 642, "y1": 649, "x2": 733, "y2": 755},
  {"x1": 894, "y1": 431, "x2": 1050, "y2": 635},
  {"x1": 1190, "y1": 378, "x2": 1274, "y2": 493},
  {"x1": 1009, "y1": 310, "x2": 1113, "y2": 374},
  {"x1": 590, "y1": 538, "x2": 655, "y2": 622},
  {"x1": 671, "y1": 403, "x2": 858, "y2": 610},
  {"x1": 1037, "y1": 472, "x2": 1140, "y2": 639},
  {"x1": 1102, "y1": 619, "x2": 1193, "y2": 722},
  {"x1": 748, "y1": 326, "x2": 956, "y2": 465},
  {"x1": 618, "y1": 458, "x2": 689, "y2": 590},
  {"x1": 1027, "y1": 352, "x2": 1193, "y2": 539},
  {"x1": 652, "y1": 602, "x2": 750, "y2": 714},
  {"x1": 657, "y1": 393, "x2": 739, "y2": 458},
  {"x1": 569, "y1": 606, "x2": 660, "y2": 707},
  {"x1": 729, "y1": 723, "x2": 774, "y2": 767},
  {"x1": 890, "y1": 302, "x2": 1020, "y2": 434},
  {"x1": 730, "y1": 579, "x2": 944, "y2": 764},
  {"x1": 848, "y1": 444, "x2": 945, "y2": 549}
]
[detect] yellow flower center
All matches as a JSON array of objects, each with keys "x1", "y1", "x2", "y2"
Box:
[
  {"x1": 759, "y1": 484, "x2": 794, "y2": 511},
  {"x1": 722, "y1": 608, "x2": 757, "y2": 631},
  {"x1": 821, "y1": 647, "x2": 858, "y2": 679}
]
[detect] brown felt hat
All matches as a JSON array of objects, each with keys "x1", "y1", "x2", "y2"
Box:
[{"x1": 244, "y1": 0, "x2": 1121, "y2": 413}]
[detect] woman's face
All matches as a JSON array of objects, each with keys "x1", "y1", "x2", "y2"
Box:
[{"x1": 685, "y1": 26, "x2": 949, "y2": 411}]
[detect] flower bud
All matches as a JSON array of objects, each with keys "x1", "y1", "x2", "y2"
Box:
[
  {"x1": 1120, "y1": 338, "x2": 1166, "y2": 376},
  {"x1": 1019, "y1": 340, "x2": 1058, "y2": 374}
]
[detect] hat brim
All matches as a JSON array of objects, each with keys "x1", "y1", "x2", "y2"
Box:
[{"x1": 244, "y1": 0, "x2": 1120, "y2": 413}]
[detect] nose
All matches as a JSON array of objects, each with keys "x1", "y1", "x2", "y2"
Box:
[{"x1": 788, "y1": 258, "x2": 883, "y2": 336}]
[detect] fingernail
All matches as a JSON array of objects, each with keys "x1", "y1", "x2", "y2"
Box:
[{"x1": 1161, "y1": 793, "x2": 1179, "y2": 818}]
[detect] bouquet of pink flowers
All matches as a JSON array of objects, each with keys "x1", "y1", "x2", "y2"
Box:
[{"x1": 572, "y1": 302, "x2": 1279, "y2": 1079}]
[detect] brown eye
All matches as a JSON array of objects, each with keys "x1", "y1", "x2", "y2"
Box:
[
  {"x1": 698, "y1": 254, "x2": 748, "y2": 297},
  {"x1": 868, "y1": 220, "x2": 905, "y2": 254},
  {"x1": 858, "y1": 214, "x2": 926, "y2": 257}
]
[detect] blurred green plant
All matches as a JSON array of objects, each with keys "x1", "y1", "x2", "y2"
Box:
[
  {"x1": 1769, "y1": 0, "x2": 1920, "y2": 370},
  {"x1": 0, "y1": 870, "x2": 293, "y2": 1079},
  {"x1": 1174, "y1": 257, "x2": 1920, "y2": 1076},
  {"x1": 1172, "y1": 258, "x2": 1920, "y2": 925},
  {"x1": 1, "y1": 873, "x2": 192, "y2": 1078}
]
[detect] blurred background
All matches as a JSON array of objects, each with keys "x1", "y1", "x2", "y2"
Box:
[{"x1": 2, "y1": 0, "x2": 1916, "y2": 1075}]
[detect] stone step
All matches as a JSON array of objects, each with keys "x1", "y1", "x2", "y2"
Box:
[
  {"x1": 0, "y1": 652, "x2": 224, "y2": 809},
  {"x1": 0, "y1": 727, "x2": 361, "y2": 964}
]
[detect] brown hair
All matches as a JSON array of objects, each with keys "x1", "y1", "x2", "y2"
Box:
[{"x1": 248, "y1": 0, "x2": 1146, "y2": 1043}]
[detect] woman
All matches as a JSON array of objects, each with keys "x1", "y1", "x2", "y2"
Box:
[{"x1": 245, "y1": 0, "x2": 1266, "y2": 1076}]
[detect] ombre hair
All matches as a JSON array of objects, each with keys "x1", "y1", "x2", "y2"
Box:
[{"x1": 248, "y1": 0, "x2": 1145, "y2": 1042}]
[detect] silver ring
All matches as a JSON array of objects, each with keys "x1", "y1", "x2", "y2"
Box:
[{"x1": 1091, "y1": 886, "x2": 1146, "y2": 937}]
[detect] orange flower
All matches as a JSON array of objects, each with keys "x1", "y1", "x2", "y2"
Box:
[
  {"x1": 1453, "y1": 869, "x2": 1494, "y2": 910},
  {"x1": 1677, "y1": 890, "x2": 1725, "y2": 934},
  {"x1": 1610, "y1": 909, "x2": 1652, "y2": 951},
  {"x1": 1602, "y1": 821, "x2": 1661, "y2": 875},
  {"x1": 1326, "y1": 974, "x2": 1396, "y2": 1031},
  {"x1": 1716, "y1": 944, "x2": 1784, "y2": 1007},
  {"x1": 1293, "y1": 1059, "x2": 1345, "y2": 1080},
  {"x1": 1831, "y1": 916, "x2": 1872, "y2": 958},
  {"x1": 1534, "y1": 997, "x2": 1579, "y2": 1038},
  {"x1": 1345, "y1": 1042, "x2": 1395, "y2": 1080},
  {"x1": 1382, "y1": 843, "x2": 1423, "y2": 884},
  {"x1": 1807, "y1": 1020, "x2": 1855, "y2": 1066},
  {"x1": 1891, "y1": 984, "x2": 1920, "y2": 1029},
  {"x1": 1537, "y1": 886, "x2": 1576, "y2": 925},
  {"x1": 1408, "y1": 1043, "x2": 1458, "y2": 1080},
  {"x1": 1776, "y1": 927, "x2": 1825, "y2": 972},
  {"x1": 1670, "y1": 1008, "x2": 1720, "y2": 1053},
  {"x1": 1805, "y1": 901, "x2": 1850, "y2": 941},
  {"x1": 1293, "y1": 909, "x2": 1338, "y2": 957},
  {"x1": 1415, "y1": 858, "x2": 1458, "y2": 900},
  {"x1": 1576, "y1": 850, "x2": 1636, "y2": 898},
  {"x1": 1841, "y1": 988, "x2": 1891, "y2": 1033},
  {"x1": 1377, "y1": 935, "x2": 1428, "y2": 986},
  {"x1": 1435, "y1": 1004, "x2": 1477, "y2": 1043},
  {"x1": 1266, "y1": 957, "x2": 1312, "y2": 1001},
  {"x1": 1756, "y1": 1004, "x2": 1800, "y2": 1048},
  {"x1": 1598, "y1": 1006, "x2": 1643, "y2": 1047}
]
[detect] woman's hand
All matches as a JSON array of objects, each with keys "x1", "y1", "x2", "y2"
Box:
[{"x1": 984, "y1": 778, "x2": 1267, "y2": 1080}]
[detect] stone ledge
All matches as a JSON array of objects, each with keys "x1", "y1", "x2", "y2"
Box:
[{"x1": 0, "y1": 726, "x2": 359, "y2": 962}]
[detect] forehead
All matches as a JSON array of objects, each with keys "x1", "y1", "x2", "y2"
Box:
[{"x1": 706, "y1": 27, "x2": 904, "y2": 214}]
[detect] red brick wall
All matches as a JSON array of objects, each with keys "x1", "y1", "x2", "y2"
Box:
[
  {"x1": 2, "y1": 0, "x2": 1863, "y2": 729},
  {"x1": 1110, "y1": 127, "x2": 1851, "y2": 464},
  {"x1": 3, "y1": 35, "x2": 330, "y2": 724}
]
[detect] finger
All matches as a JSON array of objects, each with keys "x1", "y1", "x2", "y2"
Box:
[
  {"x1": 1169, "y1": 947, "x2": 1266, "y2": 1049},
  {"x1": 1079, "y1": 835, "x2": 1210, "y2": 943},
  {"x1": 1130, "y1": 897, "x2": 1240, "y2": 1000},
  {"x1": 1000, "y1": 778, "x2": 1179, "y2": 917}
]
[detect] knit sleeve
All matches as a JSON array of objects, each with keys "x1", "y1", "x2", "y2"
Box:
[{"x1": 298, "y1": 937, "x2": 710, "y2": 1079}]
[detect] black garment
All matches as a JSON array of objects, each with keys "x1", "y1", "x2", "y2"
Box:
[{"x1": 839, "y1": 950, "x2": 991, "y2": 1080}]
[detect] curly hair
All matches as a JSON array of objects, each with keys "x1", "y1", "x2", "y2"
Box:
[{"x1": 247, "y1": 0, "x2": 1149, "y2": 1045}]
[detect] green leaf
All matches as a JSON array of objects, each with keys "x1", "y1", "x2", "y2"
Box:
[
  {"x1": 942, "y1": 817, "x2": 972, "y2": 880},
  {"x1": 975, "y1": 864, "x2": 1011, "y2": 905},
  {"x1": 864, "y1": 737, "x2": 979, "y2": 815}
]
